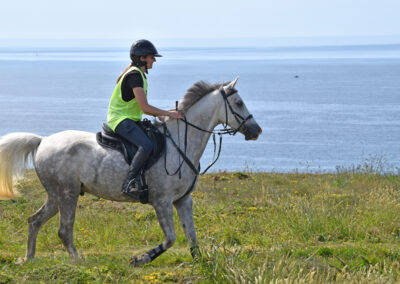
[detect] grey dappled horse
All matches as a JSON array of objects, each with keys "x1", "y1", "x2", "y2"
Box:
[{"x1": 0, "y1": 78, "x2": 262, "y2": 266}]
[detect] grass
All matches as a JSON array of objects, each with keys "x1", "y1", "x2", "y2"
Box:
[{"x1": 1, "y1": 169, "x2": 400, "y2": 283}]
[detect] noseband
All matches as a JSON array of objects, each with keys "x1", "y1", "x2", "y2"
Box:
[{"x1": 162, "y1": 87, "x2": 254, "y2": 177}]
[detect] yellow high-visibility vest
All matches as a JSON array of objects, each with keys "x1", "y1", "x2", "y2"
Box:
[{"x1": 107, "y1": 66, "x2": 148, "y2": 131}]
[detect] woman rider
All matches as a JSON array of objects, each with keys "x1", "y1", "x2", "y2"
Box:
[{"x1": 107, "y1": 39, "x2": 182, "y2": 197}]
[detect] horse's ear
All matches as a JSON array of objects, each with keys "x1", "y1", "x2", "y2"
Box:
[{"x1": 228, "y1": 76, "x2": 239, "y2": 89}]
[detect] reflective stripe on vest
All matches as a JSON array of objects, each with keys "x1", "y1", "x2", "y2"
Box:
[{"x1": 107, "y1": 66, "x2": 148, "y2": 131}]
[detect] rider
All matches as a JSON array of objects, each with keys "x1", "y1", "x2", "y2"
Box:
[{"x1": 107, "y1": 39, "x2": 182, "y2": 197}]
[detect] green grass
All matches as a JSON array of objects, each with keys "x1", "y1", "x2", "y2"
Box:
[{"x1": 1, "y1": 170, "x2": 400, "y2": 283}]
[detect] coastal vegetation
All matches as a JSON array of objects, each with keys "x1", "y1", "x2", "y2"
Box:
[{"x1": 1, "y1": 166, "x2": 400, "y2": 283}]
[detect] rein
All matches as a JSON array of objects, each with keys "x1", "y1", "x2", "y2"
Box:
[{"x1": 162, "y1": 87, "x2": 253, "y2": 176}]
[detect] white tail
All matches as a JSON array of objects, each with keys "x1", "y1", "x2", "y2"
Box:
[{"x1": 0, "y1": 133, "x2": 42, "y2": 199}]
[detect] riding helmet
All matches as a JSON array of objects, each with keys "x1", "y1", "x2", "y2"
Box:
[{"x1": 130, "y1": 39, "x2": 162, "y2": 61}]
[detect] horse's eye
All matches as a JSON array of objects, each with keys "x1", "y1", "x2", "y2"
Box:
[{"x1": 236, "y1": 101, "x2": 243, "y2": 107}]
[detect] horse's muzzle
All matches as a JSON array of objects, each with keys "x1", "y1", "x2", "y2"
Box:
[{"x1": 244, "y1": 124, "x2": 262, "y2": 141}]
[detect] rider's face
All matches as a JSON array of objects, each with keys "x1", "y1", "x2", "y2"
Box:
[{"x1": 141, "y1": 55, "x2": 156, "y2": 69}]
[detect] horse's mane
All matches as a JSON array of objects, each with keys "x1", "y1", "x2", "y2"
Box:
[
  {"x1": 153, "y1": 80, "x2": 234, "y2": 126},
  {"x1": 179, "y1": 81, "x2": 221, "y2": 113},
  {"x1": 180, "y1": 80, "x2": 238, "y2": 114}
]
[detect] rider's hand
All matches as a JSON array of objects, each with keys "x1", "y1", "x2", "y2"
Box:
[
  {"x1": 157, "y1": 116, "x2": 167, "y2": 122},
  {"x1": 168, "y1": 110, "x2": 183, "y2": 119}
]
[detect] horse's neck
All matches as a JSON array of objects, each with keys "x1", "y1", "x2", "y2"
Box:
[{"x1": 166, "y1": 92, "x2": 221, "y2": 168}]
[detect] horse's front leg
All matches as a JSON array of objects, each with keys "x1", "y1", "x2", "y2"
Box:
[
  {"x1": 131, "y1": 201, "x2": 175, "y2": 267},
  {"x1": 174, "y1": 195, "x2": 199, "y2": 258}
]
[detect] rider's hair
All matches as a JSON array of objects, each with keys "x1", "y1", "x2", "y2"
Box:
[
  {"x1": 116, "y1": 55, "x2": 147, "y2": 83},
  {"x1": 116, "y1": 63, "x2": 133, "y2": 84}
]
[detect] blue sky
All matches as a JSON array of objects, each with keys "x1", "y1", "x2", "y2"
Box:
[{"x1": 0, "y1": 0, "x2": 399, "y2": 46}]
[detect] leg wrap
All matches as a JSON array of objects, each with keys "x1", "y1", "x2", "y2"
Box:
[{"x1": 147, "y1": 244, "x2": 166, "y2": 261}]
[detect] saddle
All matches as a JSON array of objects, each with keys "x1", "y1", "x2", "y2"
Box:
[
  {"x1": 96, "y1": 119, "x2": 165, "y2": 167},
  {"x1": 96, "y1": 120, "x2": 165, "y2": 204}
]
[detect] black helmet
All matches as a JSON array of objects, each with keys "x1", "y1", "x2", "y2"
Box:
[{"x1": 130, "y1": 39, "x2": 162, "y2": 61}]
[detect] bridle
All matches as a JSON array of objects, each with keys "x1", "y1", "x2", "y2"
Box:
[
  {"x1": 162, "y1": 87, "x2": 253, "y2": 177},
  {"x1": 220, "y1": 87, "x2": 253, "y2": 135},
  {"x1": 181, "y1": 87, "x2": 253, "y2": 135}
]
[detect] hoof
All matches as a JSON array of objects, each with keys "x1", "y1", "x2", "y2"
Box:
[
  {"x1": 70, "y1": 254, "x2": 84, "y2": 262},
  {"x1": 15, "y1": 257, "x2": 28, "y2": 265},
  {"x1": 130, "y1": 254, "x2": 150, "y2": 267},
  {"x1": 191, "y1": 245, "x2": 201, "y2": 259}
]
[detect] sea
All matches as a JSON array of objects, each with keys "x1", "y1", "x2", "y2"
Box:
[{"x1": 0, "y1": 43, "x2": 400, "y2": 173}]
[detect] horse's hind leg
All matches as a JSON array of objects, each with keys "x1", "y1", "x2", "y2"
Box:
[
  {"x1": 26, "y1": 195, "x2": 59, "y2": 260},
  {"x1": 57, "y1": 192, "x2": 80, "y2": 258}
]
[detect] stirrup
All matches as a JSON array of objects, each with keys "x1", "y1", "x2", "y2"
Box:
[
  {"x1": 122, "y1": 177, "x2": 148, "y2": 203},
  {"x1": 122, "y1": 183, "x2": 149, "y2": 204},
  {"x1": 122, "y1": 177, "x2": 142, "y2": 194}
]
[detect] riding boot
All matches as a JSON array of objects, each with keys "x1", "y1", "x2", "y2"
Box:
[{"x1": 121, "y1": 147, "x2": 148, "y2": 197}]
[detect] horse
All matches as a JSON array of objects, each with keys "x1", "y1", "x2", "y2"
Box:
[{"x1": 0, "y1": 78, "x2": 262, "y2": 266}]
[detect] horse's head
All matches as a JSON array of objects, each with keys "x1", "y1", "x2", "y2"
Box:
[{"x1": 218, "y1": 77, "x2": 262, "y2": 140}]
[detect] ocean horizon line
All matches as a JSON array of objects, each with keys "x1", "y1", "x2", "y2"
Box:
[
  {"x1": 0, "y1": 43, "x2": 399, "y2": 62},
  {"x1": 1, "y1": 42, "x2": 400, "y2": 51},
  {"x1": 1, "y1": 35, "x2": 400, "y2": 49}
]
